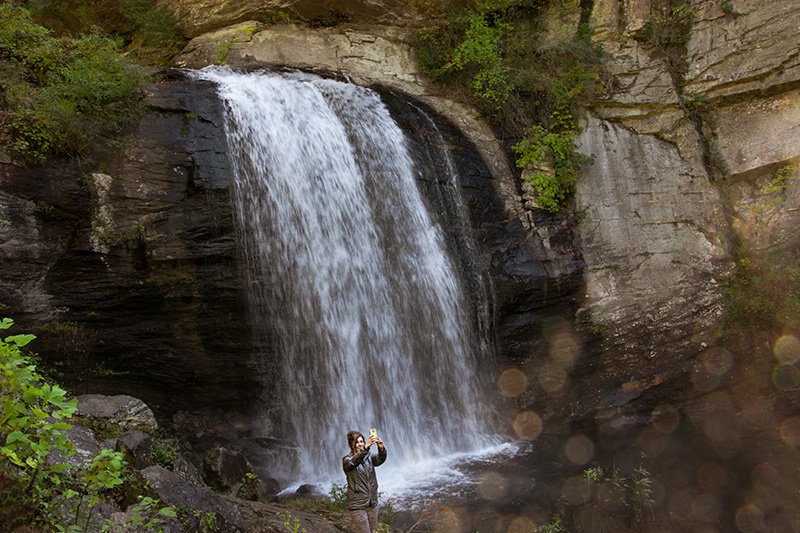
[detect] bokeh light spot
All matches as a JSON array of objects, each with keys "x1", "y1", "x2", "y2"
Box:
[
  {"x1": 651, "y1": 404, "x2": 680, "y2": 434},
  {"x1": 772, "y1": 363, "x2": 800, "y2": 391},
  {"x1": 702, "y1": 415, "x2": 740, "y2": 455},
  {"x1": 637, "y1": 426, "x2": 670, "y2": 457},
  {"x1": 475, "y1": 470, "x2": 507, "y2": 501},
  {"x1": 564, "y1": 434, "x2": 594, "y2": 466},
  {"x1": 537, "y1": 361, "x2": 568, "y2": 395},
  {"x1": 773, "y1": 335, "x2": 800, "y2": 364},
  {"x1": 431, "y1": 507, "x2": 460, "y2": 533},
  {"x1": 549, "y1": 330, "x2": 579, "y2": 370},
  {"x1": 751, "y1": 462, "x2": 781, "y2": 492},
  {"x1": 498, "y1": 368, "x2": 528, "y2": 397},
  {"x1": 507, "y1": 515, "x2": 537, "y2": 533},
  {"x1": 513, "y1": 410, "x2": 543, "y2": 440},
  {"x1": 779, "y1": 416, "x2": 800, "y2": 447},
  {"x1": 696, "y1": 462, "x2": 727, "y2": 492},
  {"x1": 692, "y1": 347, "x2": 733, "y2": 392},
  {"x1": 735, "y1": 504, "x2": 764, "y2": 533},
  {"x1": 561, "y1": 475, "x2": 592, "y2": 506},
  {"x1": 691, "y1": 493, "x2": 722, "y2": 523}
]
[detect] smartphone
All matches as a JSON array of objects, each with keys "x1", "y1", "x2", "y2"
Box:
[{"x1": 369, "y1": 428, "x2": 377, "y2": 441}]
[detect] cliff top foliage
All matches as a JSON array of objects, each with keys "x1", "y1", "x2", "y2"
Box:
[
  {"x1": 416, "y1": 0, "x2": 605, "y2": 212},
  {"x1": 0, "y1": 0, "x2": 183, "y2": 165},
  {"x1": 22, "y1": 0, "x2": 185, "y2": 66}
]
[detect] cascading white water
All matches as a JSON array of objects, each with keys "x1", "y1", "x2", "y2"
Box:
[{"x1": 194, "y1": 66, "x2": 499, "y2": 487}]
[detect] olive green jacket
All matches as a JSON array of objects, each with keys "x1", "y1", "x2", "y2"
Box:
[{"x1": 342, "y1": 445, "x2": 387, "y2": 510}]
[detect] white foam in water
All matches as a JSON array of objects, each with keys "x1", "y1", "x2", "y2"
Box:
[
  {"x1": 192, "y1": 66, "x2": 505, "y2": 488},
  {"x1": 278, "y1": 440, "x2": 526, "y2": 510}
]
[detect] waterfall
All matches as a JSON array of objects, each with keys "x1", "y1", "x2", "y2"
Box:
[{"x1": 194, "y1": 67, "x2": 498, "y2": 486}]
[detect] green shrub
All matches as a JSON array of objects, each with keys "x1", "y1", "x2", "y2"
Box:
[
  {"x1": 0, "y1": 2, "x2": 150, "y2": 165},
  {"x1": 723, "y1": 254, "x2": 800, "y2": 336},
  {"x1": 280, "y1": 482, "x2": 352, "y2": 513},
  {"x1": 443, "y1": 0, "x2": 514, "y2": 110},
  {"x1": 22, "y1": 0, "x2": 184, "y2": 65},
  {"x1": 0, "y1": 317, "x2": 77, "y2": 526},
  {"x1": 214, "y1": 37, "x2": 237, "y2": 65},
  {"x1": 513, "y1": 104, "x2": 594, "y2": 212},
  {"x1": 762, "y1": 164, "x2": 796, "y2": 196},
  {"x1": 326, "y1": 482, "x2": 348, "y2": 510},
  {"x1": 265, "y1": 11, "x2": 291, "y2": 25},
  {"x1": 416, "y1": 0, "x2": 603, "y2": 212},
  {"x1": 278, "y1": 511, "x2": 307, "y2": 533},
  {"x1": 633, "y1": 0, "x2": 695, "y2": 82},
  {"x1": 149, "y1": 437, "x2": 178, "y2": 469}
]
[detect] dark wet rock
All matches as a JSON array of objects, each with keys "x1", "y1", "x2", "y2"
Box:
[
  {"x1": 116, "y1": 430, "x2": 153, "y2": 470},
  {"x1": 141, "y1": 465, "x2": 248, "y2": 532},
  {"x1": 202, "y1": 446, "x2": 256, "y2": 494},
  {"x1": 141, "y1": 465, "x2": 346, "y2": 532}
]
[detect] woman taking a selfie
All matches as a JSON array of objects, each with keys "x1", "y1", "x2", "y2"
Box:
[{"x1": 343, "y1": 429, "x2": 387, "y2": 533}]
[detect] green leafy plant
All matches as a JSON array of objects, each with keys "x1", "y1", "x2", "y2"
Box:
[
  {"x1": 22, "y1": 0, "x2": 184, "y2": 66},
  {"x1": 52, "y1": 449, "x2": 128, "y2": 529},
  {"x1": 443, "y1": 0, "x2": 514, "y2": 109},
  {"x1": 0, "y1": 3, "x2": 150, "y2": 165},
  {"x1": 101, "y1": 496, "x2": 178, "y2": 532},
  {"x1": 237, "y1": 472, "x2": 260, "y2": 501},
  {"x1": 214, "y1": 37, "x2": 237, "y2": 65},
  {"x1": 196, "y1": 509, "x2": 218, "y2": 532},
  {"x1": 0, "y1": 318, "x2": 78, "y2": 519},
  {"x1": 629, "y1": 466, "x2": 654, "y2": 530},
  {"x1": 327, "y1": 482, "x2": 348, "y2": 510},
  {"x1": 149, "y1": 437, "x2": 178, "y2": 469},
  {"x1": 577, "y1": 463, "x2": 654, "y2": 532},
  {"x1": 281, "y1": 482, "x2": 351, "y2": 513},
  {"x1": 762, "y1": 165, "x2": 796, "y2": 196},
  {"x1": 513, "y1": 104, "x2": 594, "y2": 212},
  {"x1": 720, "y1": 1, "x2": 738, "y2": 15},
  {"x1": 722, "y1": 250, "x2": 800, "y2": 337},
  {"x1": 265, "y1": 11, "x2": 291, "y2": 25},
  {"x1": 583, "y1": 465, "x2": 604, "y2": 484},
  {"x1": 633, "y1": 0, "x2": 696, "y2": 83},
  {"x1": 1, "y1": 319, "x2": 86, "y2": 528},
  {"x1": 277, "y1": 511, "x2": 307, "y2": 533},
  {"x1": 535, "y1": 515, "x2": 566, "y2": 533},
  {"x1": 0, "y1": 319, "x2": 179, "y2": 531},
  {"x1": 417, "y1": 0, "x2": 603, "y2": 212}
]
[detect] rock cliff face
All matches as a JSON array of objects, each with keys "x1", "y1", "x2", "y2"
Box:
[
  {"x1": 574, "y1": 0, "x2": 800, "y2": 410},
  {"x1": 0, "y1": 75, "x2": 263, "y2": 414},
  {"x1": 2, "y1": 0, "x2": 800, "y2": 505},
  {"x1": 161, "y1": 0, "x2": 468, "y2": 38}
]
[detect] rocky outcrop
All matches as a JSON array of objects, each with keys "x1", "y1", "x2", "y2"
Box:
[
  {"x1": 567, "y1": 0, "x2": 800, "y2": 414},
  {"x1": 161, "y1": 0, "x2": 465, "y2": 39},
  {"x1": 77, "y1": 394, "x2": 159, "y2": 432},
  {"x1": 46, "y1": 393, "x2": 344, "y2": 533},
  {"x1": 0, "y1": 73, "x2": 263, "y2": 419}
]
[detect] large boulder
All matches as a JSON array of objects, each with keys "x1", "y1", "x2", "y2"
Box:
[
  {"x1": 140, "y1": 466, "x2": 345, "y2": 532},
  {"x1": 77, "y1": 394, "x2": 159, "y2": 432}
]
